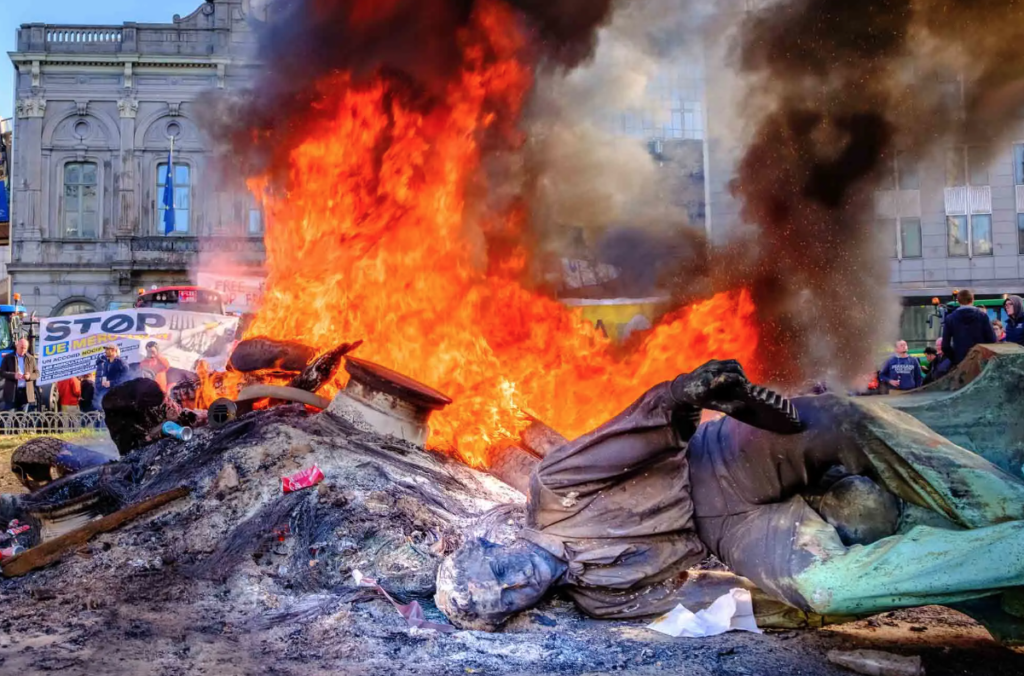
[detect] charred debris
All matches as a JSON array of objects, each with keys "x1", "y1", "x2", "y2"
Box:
[{"x1": 1, "y1": 337, "x2": 529, "y2": 618}]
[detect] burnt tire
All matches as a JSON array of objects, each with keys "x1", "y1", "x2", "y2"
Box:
[
  {"x1": 229, "y1": 338, "x2": 315, "y2": 373},
  {"x1": 11, "y1": 437, "x2": 64, "y2": 490},
  {"x1": 37, "y1": 383, "x2": 59, "y2": 412}
]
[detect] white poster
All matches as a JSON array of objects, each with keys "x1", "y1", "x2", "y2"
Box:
[
  {"x1": 197, "y1": 271, "x2": 266, "y2": 314},
  {"x1": 38, "y1": 309, "x2": 239, "y2": 385}
]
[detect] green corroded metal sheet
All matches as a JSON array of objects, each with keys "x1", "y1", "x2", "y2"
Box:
[{"x1": 885, "y1": 351, "x2": 1024, "y2": 478}]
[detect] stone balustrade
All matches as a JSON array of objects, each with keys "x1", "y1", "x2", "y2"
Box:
[{"x1": 45, "y1": 27, "x2": 123, "y2": 44}]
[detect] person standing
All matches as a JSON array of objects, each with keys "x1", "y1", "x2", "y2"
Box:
[
  {"x1": 56, "y1": 376, "x2": 82, "y2": 413},
  {"x1": 921, "y1": 346, "x2": 938, "y2": 380},
  {"x1": 878, "y1": 340, "x2": 923, "y2": 391},
  {"x1": 1, "y1": 339, "x2": 39, "y2": 412},
  {"x1": 140, "y1": 341, "x2": 171, "y2": 392},
  {"x1": 941, "y1": 289, "x2": 997, "y2": 366},
  {"x1": 1004, "y1": 295, "x2": 1024, "y2": 347},
  {"x1": 79, "y1": 373, "x2": 96, "y2": 413},
  {"x1": 930, "y1": 338, "x2": 953, "y2": 382},
  {"x1": 992, "y1": 320, "x2": 1006, "y2": 342},
  {"x1": 94, "y1": 345, "x2": 129, "y2": 409}
]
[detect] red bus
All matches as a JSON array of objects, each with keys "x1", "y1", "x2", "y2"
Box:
[{"x1": 134, "y1": 286, "x2": 226, "y2": 315}]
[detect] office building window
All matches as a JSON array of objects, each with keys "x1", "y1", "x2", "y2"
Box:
[
  {"x1": 968, "y1": 146, "x2": 989, "y2": 185},
  {"x1": 248, "y1": 208, "x2": 263, "y2": 235},
  {"x1": 948, "y1": 214, "x2": 993, "y2": 257},
  {"x1": 900, "y1": 218, "x2": 922, "y2": 258},
  {"x1": 971, "y1": 214, "x2": 993, "y2": 256},
  {"x1": 946, "y1": 146, "x2": 990, "y2": 187},
  {"x1": 898, "y1": 156, "x2": 920, "y2": 190},
  {"x1": 63, "y1": 162, "x2": 98, "y2": 238},
  {"x1": 948, "y1": 215, "x2": 969, "y2": 256},
  {"x1": 937, "y1": 70, "x2": 964, "y2": 114},
  {"x1": 945, "y1": 148, "x2": 966, "y2": 187},
  {"x1": 888, "y1": 151, "x2": 920, "y2": 190},
  {"x1": 887, "y1": 218, "x2": 922, "y2": 259},
  {"x1": 881, "y1": 219, "x2": 898, "y2": 258},
  {"x1": 157, "y1": 163, "x2": 191, "y2": 234}
]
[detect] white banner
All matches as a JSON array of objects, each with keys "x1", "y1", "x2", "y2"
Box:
[
  {"x1": 197, "y1": 271, "x2": 266, "y2": 313},
  {"x1": 38, "y1": 309, "x2": 239, "y2": 385}
]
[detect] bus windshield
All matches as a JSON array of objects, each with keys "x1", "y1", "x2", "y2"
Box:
[{"x1": 135, "y1": 288, "x2": 225, "y2": 315}]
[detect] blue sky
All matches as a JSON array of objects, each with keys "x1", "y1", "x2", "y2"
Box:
[{"x1": 1, "y1": 0, "x2": 203, "y2": 119}]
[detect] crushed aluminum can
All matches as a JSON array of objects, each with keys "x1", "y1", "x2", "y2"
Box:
[
  {"x1": 281, "y1": 464, "x2": 325, "y2": 493},
  {"x1": 0, "y1": 545, "x2": 25, "y2": 559},
  {"x1": 162, "y1": 421, "x2": 194, "y2": 441}
]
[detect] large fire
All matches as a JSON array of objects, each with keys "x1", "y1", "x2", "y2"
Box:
[{"x1": 240, "y1": 1, "x2": 759, "y2": 466}]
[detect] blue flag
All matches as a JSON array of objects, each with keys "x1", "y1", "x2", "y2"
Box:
[
  {"x1": 162, "y1": 151, "x2": 175, "y2": 235},
  {"x1": 0, "y1": 180, "x2": 9, "y2": 223}
]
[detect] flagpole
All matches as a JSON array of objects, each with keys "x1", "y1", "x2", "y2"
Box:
[{"x1": 163, "y1": 133, "x2": 176, "y2": 236}]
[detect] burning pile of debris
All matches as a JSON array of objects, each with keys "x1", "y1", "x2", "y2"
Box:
[
  {"x1": 0, "y1": 349, "x2": 538, "y2": 665},
  {"x1": 2, "y1": 350, "x2": 1024, "y2": 674}
]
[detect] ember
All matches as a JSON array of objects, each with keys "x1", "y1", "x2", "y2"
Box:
[{"x1": 235, "y1": 0, "x2": 758, "y2": 466}]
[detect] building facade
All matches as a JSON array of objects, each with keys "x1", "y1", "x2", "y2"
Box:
[
  {"x1": 7, "y1": 0, "x2": 265, "y2": 317},
  {"x1": 1, "y1": 118, "x2": 12, "y2": 297}
]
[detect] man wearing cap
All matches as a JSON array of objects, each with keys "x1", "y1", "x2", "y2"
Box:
[{"x1": 94, "y1": 345, "x2": 129, "y2": 409}]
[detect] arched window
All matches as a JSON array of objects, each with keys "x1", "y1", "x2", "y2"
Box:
[{"x1": 54, "y1": 300, "x2": 97, "y2": 317}]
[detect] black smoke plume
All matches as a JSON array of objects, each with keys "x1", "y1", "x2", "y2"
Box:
[
  {"x1": 211, "y1": 0, "x2": 614, "y2": 187},
  {"x1": 726, "y1": 0, "x2": 1024, "y2": 385}
]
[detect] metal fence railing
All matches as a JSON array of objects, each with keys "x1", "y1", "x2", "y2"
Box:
[{"x1": 0, "y1": 411, "x2": 106, "y2": 435}]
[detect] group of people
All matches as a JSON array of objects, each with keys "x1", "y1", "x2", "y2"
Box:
[
  {"x1": 1, "y1": 340, "x2": 171, "y2": 413},
  {"x1": 880, "y1": 289, "x2": 1024, "y2": 392}
]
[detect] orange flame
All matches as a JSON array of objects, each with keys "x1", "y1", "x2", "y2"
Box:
[{"x1": 243, "y1": 1, "x2": 759, "y2": 466}]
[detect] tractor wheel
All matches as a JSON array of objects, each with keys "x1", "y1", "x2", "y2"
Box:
[{"x1": 10, "y1": 437, "x2": 64, "y2": 491}]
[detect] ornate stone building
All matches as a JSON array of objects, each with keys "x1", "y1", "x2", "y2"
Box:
[{"x1": 7, "y1": 0, "x2": 266, "y2": 316}]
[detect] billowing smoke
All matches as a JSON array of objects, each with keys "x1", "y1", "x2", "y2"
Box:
[
  {"x1": 207, "y1": 0, "x2": 1024, "y2": 388},
  {"x1": 501, "y1": 0, "x2": 717, "y2": 296},
  {"x1": 209, "y1": 0, "x2": 615, "y2": 186},
  {"x1": 726, "y1": 0, "x2": 1024, "y2": 384}
]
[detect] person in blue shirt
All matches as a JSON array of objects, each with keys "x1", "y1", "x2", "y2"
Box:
[
  {"x1": 94, "y1": 345, "x2": 130, "y2": 409},
  {"x1": 1004, "y1": 295, "x2": 1024, "y2": 347},
  {"x1": 879, "y1": 340, "x2": 922, "y2": 391}
]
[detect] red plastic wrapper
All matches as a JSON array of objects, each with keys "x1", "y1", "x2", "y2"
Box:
[{"x1": 282, "y1": 464, "x2": 325, "y2": 493}]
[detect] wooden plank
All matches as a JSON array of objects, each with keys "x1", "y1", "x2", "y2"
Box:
[{"x1": 2, "y1": 487, "x2": 189, "y2": 578}]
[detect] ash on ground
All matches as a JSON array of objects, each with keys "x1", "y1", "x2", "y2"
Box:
[{"x1": 1, "y1": 406, "x2": 1021, "y2": 675}]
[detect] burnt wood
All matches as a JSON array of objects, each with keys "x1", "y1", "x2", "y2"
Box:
[{"x1": 1, "y1": 487, "x2": 190, "y2": 578}]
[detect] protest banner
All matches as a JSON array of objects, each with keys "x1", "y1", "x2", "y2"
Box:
[
  {"x1": 197, "y1": 271, "x2": 266, "y2": 314},
  {"x1": 38, "y1": 309, "x2": 239, "y2": 385}
]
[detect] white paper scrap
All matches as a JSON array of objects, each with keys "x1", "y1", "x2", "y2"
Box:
[{"x1": 646, "y1": 588, "x2": 762, "y2": 638}]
